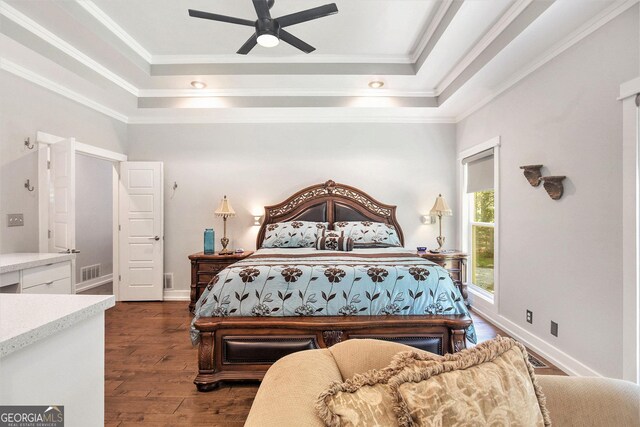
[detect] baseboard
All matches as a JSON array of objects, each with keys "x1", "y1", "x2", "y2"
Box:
[
  {"x1": 163, "y1": 289, "x2": 190, "y2": 301},
  {"x1": 471, "y1": 305, "x2": 603, "y2": 378},
  {"x1": 75, "y1": 274, "x2": 113, "y2": 293}
]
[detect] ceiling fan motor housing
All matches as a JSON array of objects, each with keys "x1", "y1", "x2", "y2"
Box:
[{"x1": 256, "y1": 18, "x2": 280, "y2": 39}]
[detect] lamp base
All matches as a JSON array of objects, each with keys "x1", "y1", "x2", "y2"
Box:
[
  {"x1": 219, "y1": 236, "x2": 231, "y2": 255},
  {"x1": 436, "y1": 235, "x2": 445, "y2": 252}
]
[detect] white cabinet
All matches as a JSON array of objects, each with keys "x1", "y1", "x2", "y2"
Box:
[{"x1": 0, "y1": 254, "x2": 74, "y2": 294}]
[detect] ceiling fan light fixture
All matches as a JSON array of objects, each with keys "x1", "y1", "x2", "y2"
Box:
[
  {"x1": 191, "y1": 80, "x2": 207, "y2": 89},
  {"x1": 368, "y1": 80, "x2": 384, "y2": 89},
  {"x1": 257, "y1": 33, "x2": 279, "y2": 47}
]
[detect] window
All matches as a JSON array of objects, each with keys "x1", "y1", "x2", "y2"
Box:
[
  {"x1": 470, "y1": 190, "x2": 494, "y2": 292},
  {"x1": 461, "y1": 143, "x2": 498, "y2": 300}
]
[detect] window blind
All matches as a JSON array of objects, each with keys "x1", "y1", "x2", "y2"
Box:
[{"x1": 463, "y1": 148, "x2": 494, "y2": 193}]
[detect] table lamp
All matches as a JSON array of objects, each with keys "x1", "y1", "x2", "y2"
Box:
[
  {"x1": 430, "y1": 194, "x2": 452, "y2": 252},
  {"x1": 215, "y1": 195, "x2": 236, "y2": 255}
]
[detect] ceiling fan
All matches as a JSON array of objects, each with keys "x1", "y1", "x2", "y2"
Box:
[{"x1": 188, "y1": 0, "x2": 338, "y2": 55}]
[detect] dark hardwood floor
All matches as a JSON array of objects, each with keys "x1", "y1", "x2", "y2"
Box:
[{"x1": 104, "y1": 301, "x2": 564, "y2": 426}]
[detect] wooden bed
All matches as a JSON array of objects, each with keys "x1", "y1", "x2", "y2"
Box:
[{"x1": 194, "y1": 180, "x2": 472, "y2": 391}]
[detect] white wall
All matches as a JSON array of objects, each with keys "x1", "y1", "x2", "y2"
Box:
[
  {"x1": 0, "y1": 71, "x2": 127, "y2": 253},
  {"x1": 75, "y1": 154, "x2": 113, "y2": 281},
  {"x1": 456, "y1": 7, "x2": 639, "y2": 378},
  {"x1": 127, "y1": 123, "x2": 457, "y2": 292}
]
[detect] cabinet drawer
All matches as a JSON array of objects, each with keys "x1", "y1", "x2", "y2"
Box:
[
  {"x1": 22, "y1": 261, "x2": 71, "y2": 289},
  {"x1": 199, "y1": 262, "x2": 230, "y2": 272},
  {"x1": 22, "y1": 277, "x2": 71, "y2": 294},
  {"x1": 0, "y1": 271, "x2": 20, "y2": 288}
]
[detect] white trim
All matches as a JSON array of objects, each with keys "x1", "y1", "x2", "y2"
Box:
[
  {"x1": 36, "y1": 132, "x2": 128, "y2": 162},
  {"x1": 472, "y1": 306, "x2": 603, "y2": 377},
  {"x1": 1, "y1": 59, "x2": 129, "y2": 123},
  {"x1": 410, "y1": 0, "x2": 453, "y2": 63},
  {"x1": 0, "y1": 1, "x2": 138, "y2": 96},
  {"x1": 435, "y1": 0, "x2": 533, "y2": 95},
  {"x1": 151, "y1": 54, "x2": 413, "y2": 65},
  {"x1": 163, "y1": 290, "x2": 190, "y2": 301},
  {"x1": 620, "y1": 76, "x2": 640, "y2": 100},
  {"x1": 621, "y1": 88, "x2": 640, "y2": 383},
  {"x1": 75, "y1": 0, "x2": 152, "y2": 63},
  {"x1": 75, "y1": 274, "x2": 113, "y2": 293},
  {"x1": 126, "y1": 114, "x2": 458, "y2": 125},
  {"x1": 458, "y1": 137, "x2": 500, "y2": 314},
  {"x1": 456, "y1": 0, "x2": 639, "y2": 122},
  {"x1": 112, "y1": 164, "x2": 120, "y2": 302},
  {"x1": 137, "y1": 88, "x2": 438, "y2": 98},
  {"x1": 37, "y1": 144, "x2": 49, "y2": 253},
  {"x1": 457, "y1": 136, "x2": 501, "y2": 160}
]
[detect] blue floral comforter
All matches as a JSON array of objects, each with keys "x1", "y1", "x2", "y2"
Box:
[{"x1": 191, "y1": 248, "x2": 476, "y2": 344}]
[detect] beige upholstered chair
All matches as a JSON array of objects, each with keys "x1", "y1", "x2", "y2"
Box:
[{"x1": 245, "y1": 339, "x2": 640, "y2": 427}]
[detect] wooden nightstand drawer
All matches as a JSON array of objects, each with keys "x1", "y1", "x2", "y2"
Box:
[
  {"x1": 199, "y1": 262, "x2": 227, "y2": 273},
  {"x1": 188, "y1": 251, "x2": 254, "y2": 313}
]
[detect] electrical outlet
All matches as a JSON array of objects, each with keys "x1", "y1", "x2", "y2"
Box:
[
  {"x1": 526, "y1": 310, "x2": 533, "y2": 324},
  {"x1": 551, "y1": 321, "x2": 558, "y2": 337},
  {"x1": 7, "y1": 213, "x2": 24, "y2": 227}
]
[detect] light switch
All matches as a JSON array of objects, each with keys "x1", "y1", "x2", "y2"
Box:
[{"x1": 7, "y1": 214, "x2": 24, "y2": 227}]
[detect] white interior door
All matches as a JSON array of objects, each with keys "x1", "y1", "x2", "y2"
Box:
[
  {"x1": 49, "y1": 138, "x2": 77, "y2": 254},
  {"x1": 119, "y1": 162, "x2": 164, "y2": 301}
]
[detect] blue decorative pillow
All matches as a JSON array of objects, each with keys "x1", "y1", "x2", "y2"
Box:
[
  {"x1": 262, "y1": 221, "x2": 329, "y2": 248},
  {"x1": 315, "y1": 230, "x2": 354, "y2": 252},
  {"x1": 332, "y1": 221, "x2": 401, "y2": 247}
]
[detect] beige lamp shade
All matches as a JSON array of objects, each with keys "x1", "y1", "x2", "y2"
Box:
[
  {"x1": 430, "y1": 194, "x2": 452, "y2": 216},
  {"x1": 215, "y1": 195, "x2": 236, "y2": 217}
]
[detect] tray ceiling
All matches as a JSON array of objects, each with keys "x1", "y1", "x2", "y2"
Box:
[{"x1": 0, "y1": 0, "x2": 634, "y2": 123}]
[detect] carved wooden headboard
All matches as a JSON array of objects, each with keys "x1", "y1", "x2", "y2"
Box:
[{"x1": 256, "y1": 180, "x2": 404, "y2": 248}]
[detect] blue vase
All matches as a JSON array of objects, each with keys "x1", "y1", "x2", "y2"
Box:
[{"x1": 204, "y1": 229, "x2": 215, "y2": 254}]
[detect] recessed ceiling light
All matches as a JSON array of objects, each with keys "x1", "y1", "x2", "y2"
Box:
[
  {"x1": 191, "y1": 81, "x2": 207, "y2": 89},
  {"x1": 368, "y1": 80, "x2": 384, "y2": 89}
]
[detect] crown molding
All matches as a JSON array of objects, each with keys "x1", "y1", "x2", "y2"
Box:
[
  {"x1": 137, "y1": 88, "x2": 437, "y2": 98},
  {"x1": 126, "y1": 113, "x2": 457, "y2": 125},
  {"x1": 435, "y1": 0, "x2": 534, "y2": 95},
  {"x1": 1, "y1": 58, "x2": 129, "y2": 122},
  {"x1": 0, "y1": 0, "x2": 139, "y2": 96},
  {"x1": 75, "y1": 0, "x2": 153, "y2": 63},
  {"x1": 410, "y1": 0, "x2": 453, "y2": 63},
  {"x1": 456, "y1": 0, "x2": 639, "y2": 122},
  {"x1": 150, "y1": 53, "x2": 413, "y2": 65}
]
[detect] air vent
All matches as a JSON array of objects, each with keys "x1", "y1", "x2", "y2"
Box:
[
  {"x1": 164, "y1": 273, "x2": 173, "y2": 289},
  {"x1": 81, "y1": 264, "x2": 101, "y2": 282}
]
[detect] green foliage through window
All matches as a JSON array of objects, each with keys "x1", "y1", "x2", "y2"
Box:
[{"x1": 474, "y1": 190, "x2": 494, "y2": 223}]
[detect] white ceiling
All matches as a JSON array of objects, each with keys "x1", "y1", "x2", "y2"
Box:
[{"x1": 0, "y1": 0, "x2": 635, "y2": 123}]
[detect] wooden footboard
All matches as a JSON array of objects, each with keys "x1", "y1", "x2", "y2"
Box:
[{"x1": 194, "y1": 315, "x2": 472, "y2": 391}]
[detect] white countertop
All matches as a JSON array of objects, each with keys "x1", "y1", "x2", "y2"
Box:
[
  {"x1": 0, "y1": 252, "x2": 75, "y2": 273},
  {"x1": 0, "y1": 294, "x2": 115, "y2": 357}
]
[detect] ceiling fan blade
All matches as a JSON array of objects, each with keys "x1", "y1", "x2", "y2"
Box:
[
  {"x1": 276, "y1": 3, "x2": 338, "y2": 28},
  {"x1": 252, "y1": 0, "x2": 271, "y2": 19},
  {"x1": 188, "y1": 9, "x2": 255, "y2": 27},
  {"x1": 279, "y1": 29, "x2": 315, "y2": 54},
  {"x1": 237, "y1": 33, "x2": 258, "y2": 55}
]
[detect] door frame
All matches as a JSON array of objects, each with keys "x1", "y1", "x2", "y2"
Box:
[{"x1": 36, "y1": 131, "x2": 127, "y2": 301}]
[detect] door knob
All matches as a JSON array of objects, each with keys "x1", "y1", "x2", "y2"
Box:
[{"x1": 149, "y1": 236, "x2": 160, "y2": 241}]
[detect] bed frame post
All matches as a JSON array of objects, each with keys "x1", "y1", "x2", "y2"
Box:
[
  {"x1": 194, "y1": 331, "x2": 218, "y2": 391},
  {"x1": 450, "y1": 328, "x2": 467, "y2": 352}
]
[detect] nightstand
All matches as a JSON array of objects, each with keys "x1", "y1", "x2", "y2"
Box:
[
  {"x1": 188, "y1": 251, "x2": 254, "y2": 312},
  {"x1": 417, "y1": 251, "x2": 469, "y2": 306}
]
